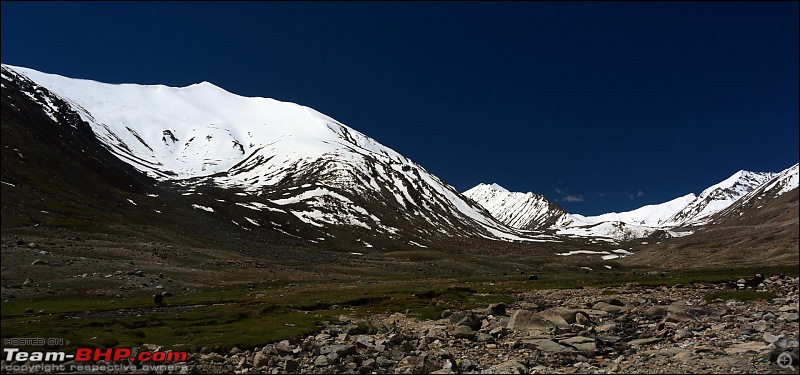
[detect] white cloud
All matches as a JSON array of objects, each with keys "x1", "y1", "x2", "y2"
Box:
[
  {"x1": 626, "y1": 190, "x2": 645, "y2": 200},
  {"x1": 555, "y1": 188, "x2": 584, "y2": 203}
]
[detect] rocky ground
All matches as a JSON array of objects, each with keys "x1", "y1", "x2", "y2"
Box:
[{"x1": 14, "y1": 274, "x2": 795, "y2": 374}]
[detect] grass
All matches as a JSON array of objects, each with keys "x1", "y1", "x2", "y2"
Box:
[
  {"x1": 1, "y1": 279, "x2": 512, "y2": 353},
  {"x1": 2, "y1": 246, "x2": 796, "y2": 354}
]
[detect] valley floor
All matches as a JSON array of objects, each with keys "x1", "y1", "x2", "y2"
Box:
[
  {"x1": 1, "y1": 227, "x2": 799, "y2": 374},
  {"x1": 2, "y1": 278, "x2": 798, "y2": 374}
]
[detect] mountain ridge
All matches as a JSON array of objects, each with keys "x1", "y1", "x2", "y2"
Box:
[
  {"x1": 2, "y1": 64, "x2": 544, "y2": 247},
  {"x1": 466, "y1": 165, "x2": 796, "y2": 242}
]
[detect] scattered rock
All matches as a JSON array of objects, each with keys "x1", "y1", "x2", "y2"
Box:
[{"x1": 44, "y1": 275, "x2": 796, "y2": 374}]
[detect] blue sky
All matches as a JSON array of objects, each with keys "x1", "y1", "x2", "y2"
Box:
[{"x1": 2, "y1": 1, "x2": 797, "y2": 215}]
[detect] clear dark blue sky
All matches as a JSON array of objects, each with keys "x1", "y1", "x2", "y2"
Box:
[{"x1": 2, "y1": 1, "x2": 797, "y2": 215}]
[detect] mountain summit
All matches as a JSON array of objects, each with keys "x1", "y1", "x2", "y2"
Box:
[
  {"x1": 463, "y1": 183, "x2": 570, "y2": 230},
  {"x1": 2, "y1": 64, "x2": 541, "y2": 247}
]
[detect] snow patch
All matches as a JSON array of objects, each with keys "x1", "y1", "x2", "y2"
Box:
[{"x1": 191, "y1": 204, "x2": 214, "y2": 212}]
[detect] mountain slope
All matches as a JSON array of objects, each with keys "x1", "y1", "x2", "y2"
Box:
[
  {"x1": 662, "y1": 170, "x2": 776, "y2": 226},
  {"x1": 1, "y1": 64, "x2": 153, "y2": 227},
  {"x1": 3, "y1": 64, "x2": 538, "y2": 246},
  {"x1": 463, "y1": 183, "x2": 570, "y2": 230},
  {"x1": 710, "y1": 163, "x2": 799, "y2": 226},
  {"x1": 1, "y1": 64, "x2": 325, "y2": 253},
  {"x1": 565, "y1": 194, "x2": 697, "y2": 228},
  {"x1": 619, "y1": 166, "x2": 798, "y2": 269}
]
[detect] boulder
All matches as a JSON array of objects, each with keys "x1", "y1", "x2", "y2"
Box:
[
  {"x1": 450, "y1": 325, "x2": 475, "y2": 340},
  {"x1": 537, "y1": 307, "x2": 579, "y2": 328},
  {"x1": 252, "y1": 352, "x2": 269, "y2": 367},
  {"x1": 486, "y1": 303, "x2": 507, "y2": 316},
  {"x1": 508, "y1": 310, "x2": 555, "y2": 335},
  {"x1": 449, "y1": 311, "x2": 482, "y2": 330},
  {"x1": 490, "y1": 359, "x2": 527, "y2": 374},
  {"x1": 560, "y1": 336, "x2": 597, "y2": 355}
]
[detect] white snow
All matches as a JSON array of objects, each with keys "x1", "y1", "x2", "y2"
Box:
[
  {"x1": 4, "y1": 64, "x2": 562, "y2": 243},
  {"x1": 567, "y1": 193, "x2": 696, "y2": 228},
  {"x1": 191, "y1": 204, "x2": 214, "y2": 212},
  {"x1": 556, "y1": 250, "x2": 611, "y2": 256},
  {"x1": 236, "y1": 201, "x2": 286, "y2": 213},
  {"x1": 666, "y1": 230, "x2": 694, "y2": 238},
  {"x1": 4, "y1": 65, "x2": 405, "y2": 185},
  {"x1": 464, "y1": 183, "x2": 566, "y2": 229},
  {"x1": 472, "y1": 166, "x2": 785, "y2": 241},
  {"x1": 557, "y1": 249, "x2": 634, "y2": 261},
  {"x1": 754, "y1": 163, "x2": 798, "y2": 197},
  {"x1": 611, "y1": 249, "x2": 634, "y2": 255}
]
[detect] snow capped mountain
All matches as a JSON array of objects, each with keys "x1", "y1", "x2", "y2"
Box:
[
  {"x1": 463, "y1": 183, "x2": 570, "y2": 230},
  {"x1": 2, "y1": 64, "x2": 538, "y2": 244},
  {"x1": 710, "y1": 163, "x2": 799, "y2": 224},
  {"x1": 467, "y1": 166, "x2": 795, "y2": 242},
  {"x1": 661, "y1": 170, "x2": 775, "y2": 226},
  {"x1": 759, "y1": 163, "x2": 799, "y2": 197},
  {"x1": 565, "y1": 194, "x2": 697, "y2": 228}
]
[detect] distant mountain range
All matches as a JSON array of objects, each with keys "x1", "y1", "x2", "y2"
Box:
[
  {"x1": 2, "y1": 64, "x2": 796, "y2": 249},
  {"x1": 465, "y1": 165, "x2": 797, "y2": 242}
]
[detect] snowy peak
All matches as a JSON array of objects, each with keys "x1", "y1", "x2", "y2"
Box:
[
  {"x1": 713, "y1": 163, "x2": 799, "y2": 223},
  {"x1": 3, "y1": 64, "x2": 542, "y2": 245},
  {"x1": 466, "y1": 165, "x2": 795, "y2": 242},
  {"x1": 5, "y1": 64, "x2": 369, "y2": 180},
  {"x1": 490, "y1": 183, "x2": 509, "y2": 192},
  {"x1": 464, "y1": 183, "x2": 569, "y2": 230},
  {"x1": 665, "y1": 169, "x2": 775, "y2": 225},
  {"x1": 566, "y1": 193, "x2": 697, "y2": 227},
  {"x1": 761, "y1": 163, "x2": 799, "y2": 197}
]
